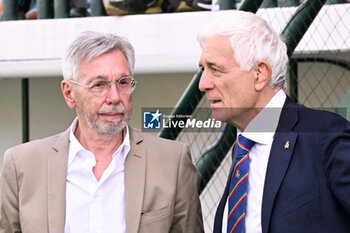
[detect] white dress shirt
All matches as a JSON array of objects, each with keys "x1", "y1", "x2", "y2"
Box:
[
  {"x1": 65, "y1": 118, "x2": 130, "y2": 233},
  {"x1": 222, "y1": 90, "x2": 286, "y2": 233}
]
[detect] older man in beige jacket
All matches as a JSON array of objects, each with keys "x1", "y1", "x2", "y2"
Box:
[{"x1": 0, "y1": 31, "x2": 203, "y2": 233}]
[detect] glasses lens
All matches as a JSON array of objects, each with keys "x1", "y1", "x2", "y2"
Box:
[
  {"x1": 118, "y1": 77, "x2": 135, "y2": 94},
  {"x1": 90, "y1": 80, "x2": 109, "y2": 96}
]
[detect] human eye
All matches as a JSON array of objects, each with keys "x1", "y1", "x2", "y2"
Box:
[
  {"x1": 118, "y1": 77, "x2": 131, "y2": 86},
  {"x1": 211, "y1": 65, "x2": 223, "y2": 76},
  {"x1": 90, "y1": 80, "x2": 107, "y2": 90}
]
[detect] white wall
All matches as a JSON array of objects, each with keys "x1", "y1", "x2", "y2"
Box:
[
  {"x1": 1, "y1": 5, "x2": 349, "y2": 79},
  {"x1": 0, "y1": 79, "x2": 22, "y2": 157},
  {"x1": 29, "y1": 77, "x2": 76, "y2": 140}
]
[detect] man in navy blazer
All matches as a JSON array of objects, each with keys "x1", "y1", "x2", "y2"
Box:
[{"x1": 198, "y1": 10, "x2": 350, "y2": 233}]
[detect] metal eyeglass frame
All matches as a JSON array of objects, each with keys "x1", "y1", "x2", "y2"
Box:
[{"x1": 69, "y1": 77, "x2": 137, "y2": 97}]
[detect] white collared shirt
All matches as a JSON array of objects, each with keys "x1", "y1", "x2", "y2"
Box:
[
  {"x1": 65, "y1": 118, "x2": 130, "y2": 233},
  {"x1": 222, "y1": 89, "x2": 286, "y2": 233}
]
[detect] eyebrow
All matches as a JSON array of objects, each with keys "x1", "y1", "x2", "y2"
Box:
[
  {"x1": 207, "y1": 62, "x2": 219, "y2": 68},
  {"x1": 84, "y1": 75, "x2": 107, "y2": 83},
  {"x1": 199, "y1": 61, "x2": 222, "y2": 70},
  {"x1": 88, "y1": 74, "x2": 132, "y2": 82}
]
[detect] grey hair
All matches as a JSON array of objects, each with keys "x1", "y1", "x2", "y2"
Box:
[
  {"x1": 62, "y1": 31, "x2": 135, "y2": 81},
  {"x1": 197, "y1": 11, "x2": 288, "y2": 90}
]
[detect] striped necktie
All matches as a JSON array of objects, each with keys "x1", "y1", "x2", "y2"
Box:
[{"x1": 227, "y1": 135, "x2": 255, "y2": 233}]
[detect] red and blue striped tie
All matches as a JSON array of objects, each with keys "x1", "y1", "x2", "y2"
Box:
[{"x1": 227, "y1": 135, "x2": 255, "y2": 233}]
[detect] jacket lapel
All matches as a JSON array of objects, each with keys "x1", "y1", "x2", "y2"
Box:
[
  {"x1": 261, "y1": 98, "x2": 299, "y2": 233},
  {"x1": 125, "y1": 127, "x2": 147, "y2": 233},
  {"x1": 47, "y1": 128, "x2": 70, "y2": 233}
]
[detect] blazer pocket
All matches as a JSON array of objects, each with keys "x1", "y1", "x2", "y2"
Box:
[
  {"x1": 280, "y1": 185, "x2": 319, "y2": 216},
  {"x1": 140, "y1": 205, "x2": 173, "y2": 225}
]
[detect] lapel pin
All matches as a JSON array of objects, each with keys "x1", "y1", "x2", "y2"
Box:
[
  {"x1": 284, "y1": 141, "x2": 290, "y2": 149},
  {"x1": 235, "y1": 170, "x2": 240, "y2": 178}
]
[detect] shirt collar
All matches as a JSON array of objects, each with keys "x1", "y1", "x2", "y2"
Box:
[
  {"x1": 239, "y1": 89, "x2": 286, "y2": 145},
  {"x1": 68, "y1": 117, "x2": 130, "y2": 166}
]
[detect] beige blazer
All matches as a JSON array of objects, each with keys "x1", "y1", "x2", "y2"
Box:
[{"x1": 0, "y1": 127, "x2": 203, "y2": 233}]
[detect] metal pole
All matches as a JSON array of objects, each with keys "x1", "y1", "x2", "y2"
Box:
[
  {"x1": 2, "y1": 0, "x2": 18, "y2": 20},
  {"x1": 261, "y1": 0, "x2": 277, "y2": 8},
  {"x1": 37, "y1": 0, "x2": 54, "y2": 19},
  {"x1": 282, "y1": 0, "x2": 327, "y2": 57},
  {"x1": 2, "y1": 1, "x2": 30, "y2": 142},
  {"x1": 91, "y1": 0, "x2": 107, "y2": 16},
  {"x1": 54, "y1": 0, "x2": 69, "y2": 18},
  {"x1": 296, "y1": 57, "x2": 350, "y2": 72},
  {"x1": 284, "y1": 0, "x2": 300, "y2": 6},
  {"x1": 22, "y1": 79, "x2": 30, "y2": 143},
  {"x1": 288, "y1": 59, "x2": 298, "y2": 103},
  {"x1": 159, "y1": 70, "x2": 204, "y2": 140},
  {"x1": 328, "y1": 0, "x2": 344, "y2": 3},
  {"x1": 197, "y1": 124, "x2": 236, "y2": 193},
  {"x1": 239, "y1": 0, "x2": 263, "y2": 11},
  {"x1": 220, "y1": 0, "x2": 236, "y2": 10}
]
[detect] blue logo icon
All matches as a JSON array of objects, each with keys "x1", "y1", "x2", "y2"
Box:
[{"x1": 143, "y1": 110, "x2": 162, "y2": 129}]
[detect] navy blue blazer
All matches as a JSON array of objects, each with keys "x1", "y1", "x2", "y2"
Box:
[{"x1": 213, "y1": 97, "x2": 350, "y2": 233}]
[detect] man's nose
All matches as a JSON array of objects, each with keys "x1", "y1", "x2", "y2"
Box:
[
  {"x1": 105, "y1": 82, "x2": 121, "y2": 104},
  {"x1": 198, "y1": 70, "x2": 214, "y2": 92}
]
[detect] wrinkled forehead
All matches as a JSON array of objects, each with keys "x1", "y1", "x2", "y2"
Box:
[{"x1": 78, "y1": 50, "x2": 131, "y2": 82}]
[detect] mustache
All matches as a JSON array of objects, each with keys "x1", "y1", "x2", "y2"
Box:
[{"x1": 98, "y1": 106, "x2": 126, "y2": 115}]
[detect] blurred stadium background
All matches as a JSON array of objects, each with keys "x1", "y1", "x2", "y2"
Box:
[{"x1": 0, "y1": 0, "x2": 349, "y2": 232}]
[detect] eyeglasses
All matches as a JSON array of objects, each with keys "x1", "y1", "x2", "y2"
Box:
[{"x1": 70, "y1": 77, "x2": 137, "y2": 97}]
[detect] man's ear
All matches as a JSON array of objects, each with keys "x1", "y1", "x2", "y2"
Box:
[
  {"x1": 61, "y1": 80, "x2": 76, "y2": 109},
  {"x1": 254, "y1": 61, "x2": 272, "y2": 91}
]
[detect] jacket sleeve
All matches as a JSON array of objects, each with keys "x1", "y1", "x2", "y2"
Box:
[
  {"x1": 322, "y1": 118, "x2": 350, "y2": 213},
  {"x1": 0, "y1": 150, "x2": 21, "y2": 233},
  {"x1": 170, "y1": 144, "x2": 204, "y2": 233}
]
